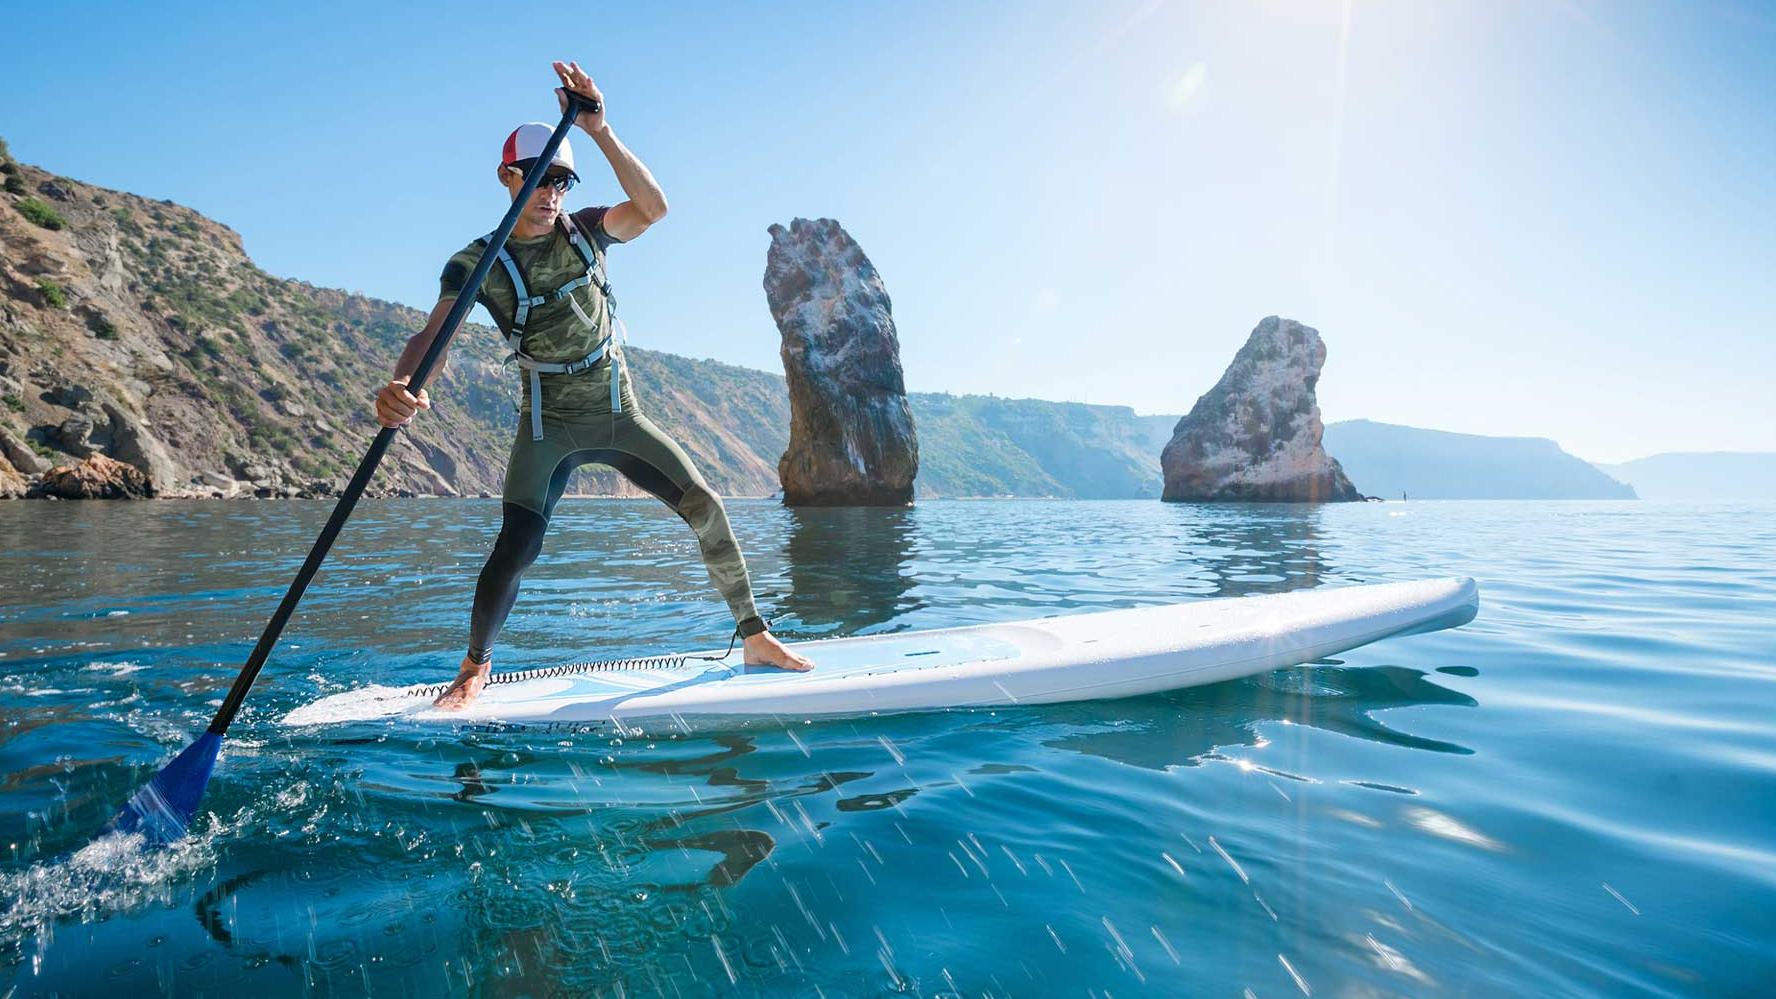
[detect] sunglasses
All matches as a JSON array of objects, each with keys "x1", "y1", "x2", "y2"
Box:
[{"x1": 505, "y1": 160, "x2": 577, "y2": 193}]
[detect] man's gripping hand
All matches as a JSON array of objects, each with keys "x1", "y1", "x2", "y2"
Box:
[
  {"x1": 554, "y1": 60, "x2": 606, "y2": 135},
  {"x1": 374, "y1": 376, "x2": 430, "y2": 428}
]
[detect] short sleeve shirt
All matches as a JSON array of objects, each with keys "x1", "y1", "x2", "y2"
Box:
[{"x1": 438, "y1": 206, "x2": 624, "y2": 364}]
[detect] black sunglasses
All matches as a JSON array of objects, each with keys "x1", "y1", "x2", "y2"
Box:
[{"x1": 506, "y1": 159, "x2": 577, "y2": 193}]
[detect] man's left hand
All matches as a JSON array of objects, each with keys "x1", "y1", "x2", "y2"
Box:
[{"x1": 553, "y1": 61, "x2": 605, "y2": 134}]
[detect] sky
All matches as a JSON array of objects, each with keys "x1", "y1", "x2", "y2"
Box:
[{"x1": 4, "y1": 0, "x2": 1772, "y2": 463}]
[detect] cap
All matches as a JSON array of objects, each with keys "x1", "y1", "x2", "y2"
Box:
[{"x1": 500, "y1": 122, "x2": 579, "y2": 181}]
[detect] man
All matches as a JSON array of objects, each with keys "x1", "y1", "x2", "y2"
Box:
[{"x1": 375, "y1": 61, "x2": 813, "y2": 710}]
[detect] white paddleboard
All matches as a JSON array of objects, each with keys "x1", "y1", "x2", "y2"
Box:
[{"x1": 283, "y1": 578, "x2": 1477, "y2": 734}]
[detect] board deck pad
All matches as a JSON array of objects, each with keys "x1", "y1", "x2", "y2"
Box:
[{"x1": 284, "y1": 577, "x2": 1479, "y2": 733}]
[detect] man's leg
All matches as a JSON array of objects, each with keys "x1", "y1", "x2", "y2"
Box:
[
  {"x1": 467, "y1": 503, "x2": 549, "y2": 661},
  {"x1": 608, "y1": 410, "x2": 813, "y2": 671},
  {"x1": 436, "y1": 420, "x2": 581, "y2": 710}
]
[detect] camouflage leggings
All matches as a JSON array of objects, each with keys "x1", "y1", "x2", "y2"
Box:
[{"x1": 466, "y1": 366, "x2": 761, "y2": 661}]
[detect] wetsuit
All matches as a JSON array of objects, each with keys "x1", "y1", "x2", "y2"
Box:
[{"x1": 437, "y1": 206, "x2": 766, "y2": 664}]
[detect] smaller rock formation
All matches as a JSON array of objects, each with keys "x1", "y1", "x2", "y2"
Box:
[
  {"x1": 54, "y1": 414, "x2": 97, "y2": 456},
  {"x1": 38, "y1": 453, "x2": 154, "y2": 499},
  {"x1": 101, "y1": 400, "x2": 180, "y2": 492},
  {"x1": 197, "y1": 470, "x2": 242, "y2": 498},
  {"x1": 765, "y1": 218, "x2": 918, "y2": 506},
  {"x1": 1161, "y1": 316, "x2": 1361, "y2": 503}
]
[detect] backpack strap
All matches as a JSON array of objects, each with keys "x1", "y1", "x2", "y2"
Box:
[
  {"x1": 477, "y1": 217, "x2": 628, "y2": 440},
  {"x1": 557, "y1": 212, "x2": 626, "y2": 416},
  {"x1": 554, "y1": 212, "x2": 614, "y2": 308},
  {"x1": 481, "y1": 231, "x2": 545, "y2": 354}
]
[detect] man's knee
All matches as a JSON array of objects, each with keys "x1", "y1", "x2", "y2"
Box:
[
  {"x1": 505, "y1": 529, "x2": 544, "y2": 568},
  {"x1": 677, "y1": 482, "x2": 727, "y2": 535},
  {"x1": 493, "y1": 506, "x2": 548, "y2": 570}
]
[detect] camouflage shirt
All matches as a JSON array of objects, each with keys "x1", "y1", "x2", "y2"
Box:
[{"x1": 438, "y1": 206, "x2": 626, "y2": 414}]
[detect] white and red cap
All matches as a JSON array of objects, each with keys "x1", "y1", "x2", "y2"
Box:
[{"x1": 500, "y1": 122, "x2": 578, "y2": 181}]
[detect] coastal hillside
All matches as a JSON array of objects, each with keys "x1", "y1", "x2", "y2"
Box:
[
  {"x1": 912, "y1": 393, "x2": 1167, "y2": 498},
  {"x1": 0, "y1": 143, "x2": 1173, "y2": 500},
  {"x1": 0, "y1": 139, "x2": 506, "y2": 498},
  {"x1": 1323, "y1": 419, "x2": 1636, "y2": 499},
  {"x1": 1593, "y1": 452, "x2": 1776, "y2": 501}
]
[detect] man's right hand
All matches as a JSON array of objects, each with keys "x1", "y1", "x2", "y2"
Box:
[{"x1": 374, "y1": 376, "x2": 431, "y2": 428}]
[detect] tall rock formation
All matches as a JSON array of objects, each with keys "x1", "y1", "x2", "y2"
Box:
[
  {"x1": 765, "y1": 218, "x2": 917, "y2": 506},
  {"x1": 1161, "y1": 316, "x2": 1360, "y2": 503}
]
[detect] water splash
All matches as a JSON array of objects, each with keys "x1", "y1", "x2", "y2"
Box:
[{"x1": 0, "y1": 827, "x2": 218, "y2": 950}]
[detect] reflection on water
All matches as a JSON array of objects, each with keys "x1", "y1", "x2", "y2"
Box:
[
  {"x1": 1168, "y1": 503, "x2": 1328, "y2": 597},
  {"x1": 778, "y1": 505, "x2": 922, "y2": 634},
  {"x1": 3, "y1": 499, "x2": 1774, "y2": 996}
]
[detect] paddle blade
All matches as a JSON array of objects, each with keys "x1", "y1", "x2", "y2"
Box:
[{"x1": 103, "y1": 731, "x2": 222, "y2": 846}]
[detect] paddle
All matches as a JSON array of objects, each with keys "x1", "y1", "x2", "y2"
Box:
[{"x1": 101, "y1": 93, "x2": 601, "y2": 846}]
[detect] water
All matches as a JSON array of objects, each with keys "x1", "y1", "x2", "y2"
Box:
[{"x1": 1, "y1": 498, "x2": 1772, "y2": 996}]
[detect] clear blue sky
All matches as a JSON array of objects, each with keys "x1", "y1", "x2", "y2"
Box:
[{"x1": 6, "y1": 1, "x2": 1772, "y2": 462}]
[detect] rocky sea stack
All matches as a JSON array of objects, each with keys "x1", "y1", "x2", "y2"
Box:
[
  {"x1": 765, "y1": 218, "x2": 917, "y2": 506},
  {"x1": 1161, "y1": 316, "x2": 1360, "y2": 503}
]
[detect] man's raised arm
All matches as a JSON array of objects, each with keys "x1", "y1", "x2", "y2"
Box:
[{"x1": 553, "y1": 60, "x2": 667, "y2": 242}]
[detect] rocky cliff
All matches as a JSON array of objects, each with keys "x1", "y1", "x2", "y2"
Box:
[
  {"x1": 1161, "y1": 316, "x2": 1361, "y2": 503},
  {"x1": 0, "y1": 141, "x2": 511, "y2": 498},
  {"x1": 764, "y1": 218, "x2": 917, "y2": 506}
]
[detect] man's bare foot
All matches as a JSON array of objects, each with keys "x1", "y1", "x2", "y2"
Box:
[
  {"x1": 433, "y1": 655, "x2": 491, "y2": 710},
  {"x1": 743, "y1": 631, "x2": 814, "y2": 672}
]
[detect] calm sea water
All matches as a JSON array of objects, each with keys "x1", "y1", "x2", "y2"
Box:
[{"x1": 0, "y1": 498, "x2": 1771, "y2": 996}]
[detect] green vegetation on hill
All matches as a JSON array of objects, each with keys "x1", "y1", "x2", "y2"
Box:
[
  {"x1": 1, "y1": 146, "x2": 24, "y2": 196},
  {"x1": 34, "y1": 278, "x2": 67, "y2": 309},
  {"x1": 15, "y1": 197, "x2": 66, "y2": 230}
]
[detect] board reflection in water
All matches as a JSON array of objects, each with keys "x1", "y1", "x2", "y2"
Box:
[{"x1": 1043, "y1": 663, "x2": 1480, "y2": 771}]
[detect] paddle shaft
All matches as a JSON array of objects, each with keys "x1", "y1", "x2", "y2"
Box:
[{"x1": 206, "y1": 97, "x2": 594, "y2": 735}]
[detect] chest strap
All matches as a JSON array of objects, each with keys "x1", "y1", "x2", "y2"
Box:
[
  {"x1": 484, "y1": 213, "x2": 626, "y2": 439},
  {"x1": 509, "y1": 339, "x2": 614, "y2": 441}
]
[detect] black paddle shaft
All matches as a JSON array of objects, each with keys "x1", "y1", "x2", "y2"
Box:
[{"x1": 207, "y1": 97, "x2": 595, "y2": 736}]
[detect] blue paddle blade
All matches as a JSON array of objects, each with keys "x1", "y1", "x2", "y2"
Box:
[{"x1": 103, "y1": 732, "x2": 222, "y2": 846}]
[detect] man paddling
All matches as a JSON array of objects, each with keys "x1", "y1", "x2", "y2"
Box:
[{"x1": 375, "y1": 61, "x2": 813, "y2": 709}]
